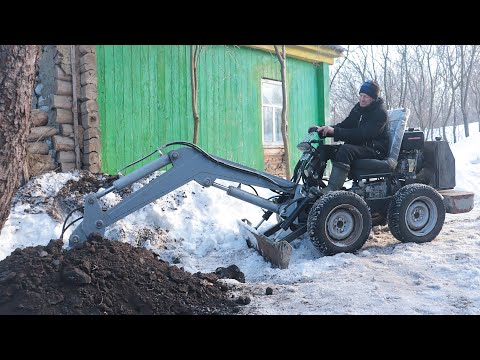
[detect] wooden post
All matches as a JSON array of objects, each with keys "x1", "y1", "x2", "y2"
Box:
[{"x1": 70, "y1": 45, "x2": 81, "y2": 170}]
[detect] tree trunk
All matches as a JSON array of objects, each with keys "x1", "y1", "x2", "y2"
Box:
[
  {"x1": 0, "y1": 45, "x2": 40, "y2": 233},
  {"x1": 190, "y1": 45, "x2": 201, "y2": 145},
  {"x1": 462, "y1": 108, "x2": 470, "y2": 138},
  {"x1": 274, "y1": 45, "x2": 291, "y2": 180},
  {"x1": 453, "y1": 101, "x2": 457, "y2": 143}
]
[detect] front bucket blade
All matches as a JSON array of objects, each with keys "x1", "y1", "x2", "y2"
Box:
[{"x1": 238, "y1": 220, "x2": 293, "y2": 269}]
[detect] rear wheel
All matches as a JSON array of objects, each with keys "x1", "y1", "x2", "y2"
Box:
[
  {"x1": 387, "y1": 184, "x2": 445, "y2": 243},
  {"x1": 307, "y1": 191, "x2": 372, "y2": 255}
]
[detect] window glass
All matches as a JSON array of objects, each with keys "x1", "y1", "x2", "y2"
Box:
[
  {"x1": 262, "y1": 80, "x2": 283, "y2": 145},
  {"x1": 263, "y1": 107, "x2": 273, "y2": 143}
]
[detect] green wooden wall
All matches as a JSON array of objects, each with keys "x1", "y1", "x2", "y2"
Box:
[{"x1": 96, "y1": 45, "x2": 328, "y2": 174}]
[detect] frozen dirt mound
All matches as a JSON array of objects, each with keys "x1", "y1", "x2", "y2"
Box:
[{"x1": 0, "y1": 234, "x2": 240, "y2": 315}]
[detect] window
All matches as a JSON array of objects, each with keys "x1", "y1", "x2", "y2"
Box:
[{"x1": 261, "y1": 79, "x2": 283, "y2": 145}]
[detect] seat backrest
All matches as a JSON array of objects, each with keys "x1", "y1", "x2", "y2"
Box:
[{"x1": 385, "y1": 108, "x2": 410, "y2": 169}]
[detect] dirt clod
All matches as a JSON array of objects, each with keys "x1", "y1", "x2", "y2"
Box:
[
  {"x1": 236, "y1": 296, "x2": 251, "y2": 305},
  {"x1": 215, "y1": 265, "x2": 245, "y2": 283}
]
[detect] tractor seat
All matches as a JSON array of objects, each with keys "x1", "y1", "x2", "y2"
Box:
[
  {"x1": 350, "y1": 108, "x2": 410, "y2": 180},
  {"x1": 350, "y1": 158, "x2": 392, "y2": 178}
]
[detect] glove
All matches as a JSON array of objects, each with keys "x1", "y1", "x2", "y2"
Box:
[{"x1": 308, "y1": 126, "x2": 319, "y2": 133}]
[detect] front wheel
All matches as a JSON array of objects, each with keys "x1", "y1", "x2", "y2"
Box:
[
  {"x1": 307, "y1": 191, "x2": 372, "y2": 255},
  {"x1": 387, "y1": 184, "x2": 445, "y2": 243}
]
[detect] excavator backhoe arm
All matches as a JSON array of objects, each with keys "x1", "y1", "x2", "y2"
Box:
[{"x1": 68, "y1": 142, "x2": 305, "y2": 268}]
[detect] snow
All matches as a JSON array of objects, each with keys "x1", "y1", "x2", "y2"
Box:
[{"x1": 1, "y1": 129, "x2": 479, "y2": 315}]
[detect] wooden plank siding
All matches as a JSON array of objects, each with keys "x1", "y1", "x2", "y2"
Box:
[{"x1": 96, "y1": 45, "x2": 328, "y2": 175}]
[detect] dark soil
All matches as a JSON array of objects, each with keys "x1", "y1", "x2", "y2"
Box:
[
  {"x1": 0, "y1": 234, "x2": 241, "y2": 315},
  {"x1": 0, "y1": 170, "x2": 250, "y2": 315}
]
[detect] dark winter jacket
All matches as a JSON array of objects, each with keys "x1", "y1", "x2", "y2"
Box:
[{"x1": 332, "y1": 97, "x2": 389, "y2": 159}]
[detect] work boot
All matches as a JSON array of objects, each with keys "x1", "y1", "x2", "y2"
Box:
[{"x1": 323, "y1": 162, "x2": 350, "y2": 194}]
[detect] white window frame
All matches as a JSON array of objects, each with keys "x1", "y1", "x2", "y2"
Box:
[{"x1": 261, "y1": 79, "x2": 283, "y2": 146}]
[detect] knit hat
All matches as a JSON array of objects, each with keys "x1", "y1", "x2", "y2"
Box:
[{"x1": 359, "y1": 80, "x2": 380, "y2": 100}]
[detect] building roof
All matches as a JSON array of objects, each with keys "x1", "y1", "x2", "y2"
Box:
[{"x1": 245, "y1": 45, "x2": 345, "y2": 65}]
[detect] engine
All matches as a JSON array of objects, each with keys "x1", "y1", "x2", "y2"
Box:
[
  {"x1": 351, "y1": 179, "x2": 388, "y2": 199},
  {"x1": 397, "y1": 149, "x2": 423, "y2": 181},
  {"x1": 396, "y1": 128, "x2": 425, "y2": 182}
]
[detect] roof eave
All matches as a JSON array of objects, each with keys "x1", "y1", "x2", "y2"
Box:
[{"x1": 244, "y1": 45, "x2": 344, "y2": 65}]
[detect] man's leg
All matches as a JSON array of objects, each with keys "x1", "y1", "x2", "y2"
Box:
[
  {"x1": 324, "y1": 144, "x2": 377, "y2": 193},
  {"x1": 333, "y1": 144, "x2": 377, "y2": 164},
  {"x1": 315, "y1": 144, "x2": 340, "y2": 178},
  {"x1": 323, "y1": 161, "x2": 351, "y2": 193}
]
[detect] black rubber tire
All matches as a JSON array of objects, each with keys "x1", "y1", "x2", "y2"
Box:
[
  {"x1": 307, "y1": 191, "x2": 372, "y2": 255},
  {"x1": 387, "y1": 184, "x2": 445, "y2": 243}
]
